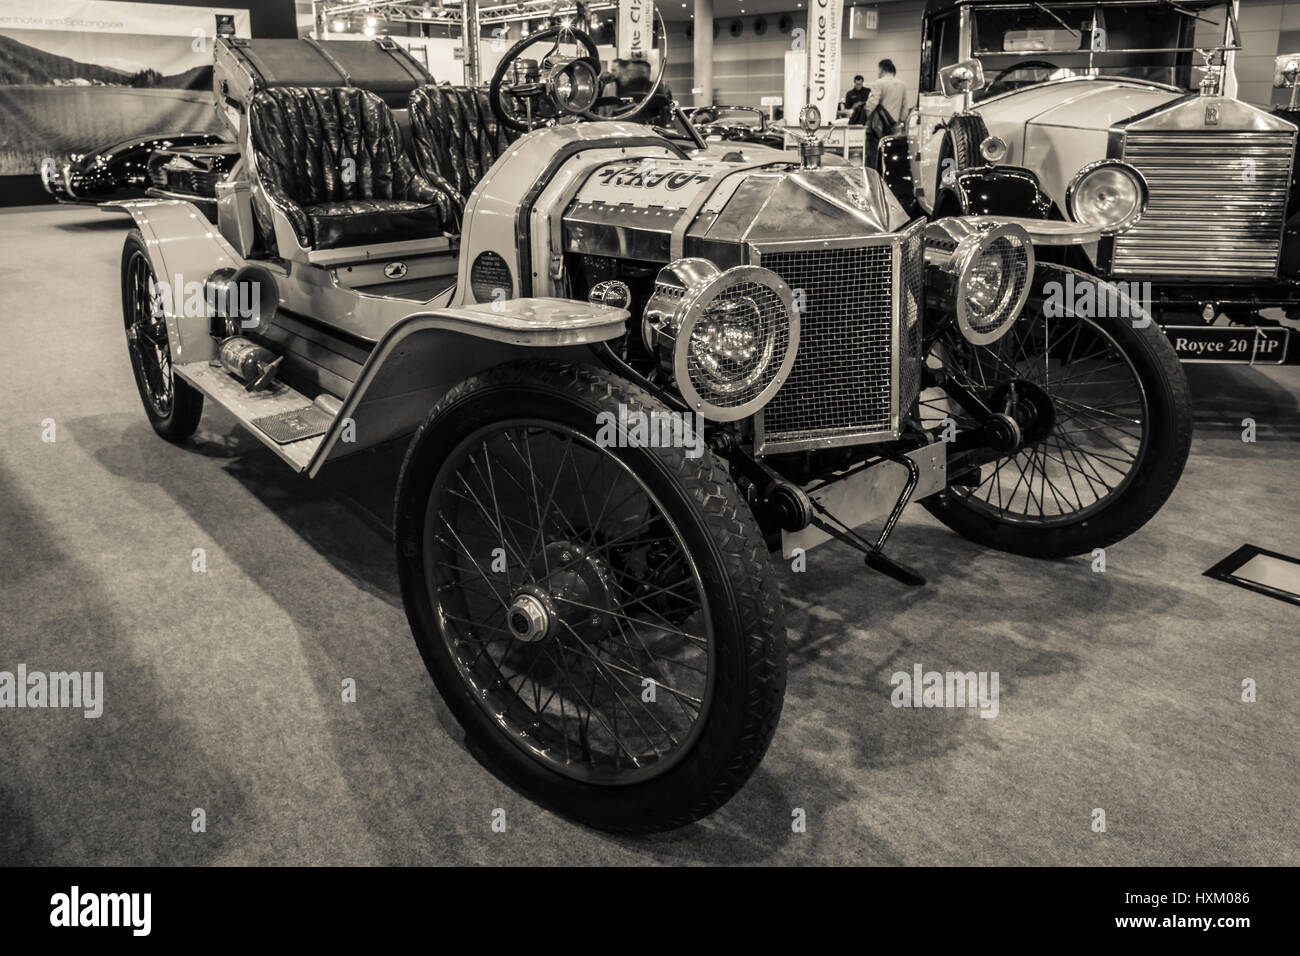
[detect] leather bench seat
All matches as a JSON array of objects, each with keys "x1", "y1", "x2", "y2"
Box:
[
  {"x1": 304, "y1": 198, "x2": 436, "y2": 250},
  {"x1": 249, "y1": 86, "x2": 458, "y2": 252}
]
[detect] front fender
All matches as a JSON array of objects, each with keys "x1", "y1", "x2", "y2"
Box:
[
  {"x1": 946, "y1": 164, "x2": 1057, "y2": 219},
  {"x1": 110, "y1": 198, "x2": 245, "y2": 365},
  {"x1": 306, "y1": 301, "x2": 628, "y2": 474},
  {"x1": 878, "y1": 133, "x2": 915, "y2": 210}
]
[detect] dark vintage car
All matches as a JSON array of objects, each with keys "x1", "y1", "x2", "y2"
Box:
[
  {"x1": 687, "y1": 105, "x2": 784, "y2": 149},
  {"x1": 42, "y1": 131, "x2": 227, "y2": 205},
  {"x1": 879, "y1": 0, "x2": 1300, "y2": 365}
]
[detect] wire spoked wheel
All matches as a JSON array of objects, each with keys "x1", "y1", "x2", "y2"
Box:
[
  {"x1": 124, "y1": 247, "x2": 174, "y2": 418},
  {"x1": 921, "y1": 264, "x2": 1191, "y2": 558},
  {"x1": 120, "y1": 229, "x2": 202, "y2": 442},
  {"x1": 427, "y1": 419, "x2": 714, "y2": 785},
  {"x1": 922, "y1": 313, "x2": 1147, "y2": 524},
  {"x1": 395, "y1": 362, "x2": 787, "y2": 832}
]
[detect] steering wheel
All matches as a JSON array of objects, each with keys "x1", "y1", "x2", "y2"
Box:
[
  {"x1": 489, "y1": 21, "x2": 669, "y2": 132},
  {"x1": 489, "y1": 26, "x2": 601, "y2": 132},
  {"x1": 985, "y1": 60, "x2": 1059, "y2": 97}
]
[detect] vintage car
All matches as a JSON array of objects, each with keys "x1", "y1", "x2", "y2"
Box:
[
  {"x1": 42, "y1": 131, "x2": 226, "y2": 205},
  {"x1": 881, "y1": 0, "x2": 1300, "y2": 365},
  {"x1": 687, "y1": 105, "x2": 785, "y2": 149},
  {"x1": 115, "y1": 23, "x2": 1190, "y2": 832}
]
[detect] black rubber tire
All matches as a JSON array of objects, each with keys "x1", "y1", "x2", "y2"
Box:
[
  {"x1": 943, "y1": 112, "x2": 989, "y2": 175},
  {"x1": 923, "y1": 265, "x2": 1192, "y2": 558},
  {"x1": 393, "y1": 361, "x2": 788, "y2": 833},
  {"x1": 121, "y1": 230, "x2": 203, "y2": 443}
]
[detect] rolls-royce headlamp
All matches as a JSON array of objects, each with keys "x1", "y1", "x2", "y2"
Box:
[{"x1": 1066, "y1": 160, "x2": 1148, "y2": 233}]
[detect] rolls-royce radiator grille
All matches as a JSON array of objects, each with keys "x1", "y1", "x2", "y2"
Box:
[
  {"x1": 754, "y1": 221, "x2": 925, "y2": 454},
  {"x1": 1114, "y1": 131, "x2": 1295, "y2": 278}
]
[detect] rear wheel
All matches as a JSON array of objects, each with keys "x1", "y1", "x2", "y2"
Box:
[
  {"x1": 920, "y1": 265, "x2": 1191, "y2": 558},
  {"x1": 121, "y1": 230, "x2": 202, "y2": 442},
  {"x1": 394, "y1": 362, "x2": 787, "y2": 833}
]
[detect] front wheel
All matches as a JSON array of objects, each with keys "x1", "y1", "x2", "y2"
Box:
[
  {"x1": 920, "y1": 264, "x2": 1192, "y2": 558},
  {"x1": 394, "y1": 362, "x2": 787, "y2": 833}
]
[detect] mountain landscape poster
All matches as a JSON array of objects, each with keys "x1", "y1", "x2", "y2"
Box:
[{"x1": 0, "y1": 0, "x2": 251, "y2": 176}]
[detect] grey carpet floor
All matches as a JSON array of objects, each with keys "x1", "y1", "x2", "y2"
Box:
[{"x1": 1, "y1": 205, "x2": 1297, "y2": 866}]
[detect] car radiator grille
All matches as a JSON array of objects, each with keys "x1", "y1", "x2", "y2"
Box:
[
  {"x1": 754, "y1": 221, "x2": 925, "y2": 454},
  {"x1": 1114, "y1": 131, "x2": 1296, "y2": 278}
]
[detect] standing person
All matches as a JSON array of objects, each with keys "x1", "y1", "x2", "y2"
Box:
[
  {"x1": 841, "y1": 75, "x2": 871, "y2": 124},
  {"x1": 862, "y1": 59, "x2": 907, "y2": 162}
]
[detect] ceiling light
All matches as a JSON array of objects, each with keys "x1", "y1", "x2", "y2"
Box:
[
  {"x1": 364, "y1": 24, "x2": 376, "y2": 35},
  {"x1": 332, "y1": 19, "x2": 345, "y2": 31},
  {"x1": 365, "y1": 16, "x2": 377, "y2": 27},
  {"x1": 421, "y1": 4, "x2": 433, "y2": 17}
]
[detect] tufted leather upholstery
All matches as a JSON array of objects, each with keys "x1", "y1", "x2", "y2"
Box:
[
  {"x1": 249, "y1": 86, "x2": 458, "y2": 251},
  {"x1": 407, "y1": 85, "x2": 518, "y2": 209}
]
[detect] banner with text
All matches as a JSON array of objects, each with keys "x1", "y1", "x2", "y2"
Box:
[
  {"x1": 806, "y1": 0, "x2": 843, "y2": 118},
  {"x1": 617, "y1": 0, "x2": 654, "y2": 61}
]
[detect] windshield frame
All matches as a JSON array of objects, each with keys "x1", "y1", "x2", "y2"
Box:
[
  {"x1": 968, "y1": 1, "x2": 1239, "y2": 54},
  {"x1": 957, "y1": 0, "x2": 1240, "y2": 95},
  {"x1": 689, "y1": 106, "x2": 766, "y2": 128}
]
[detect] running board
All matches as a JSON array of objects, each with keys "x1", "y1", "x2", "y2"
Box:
[{"x1": 175, "y1": 363, "x2": 333, "y2": 472}]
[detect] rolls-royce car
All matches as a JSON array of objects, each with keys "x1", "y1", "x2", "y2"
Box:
[{"x1": 880, "y1": 0, "x2": 1300, "y2": 365}]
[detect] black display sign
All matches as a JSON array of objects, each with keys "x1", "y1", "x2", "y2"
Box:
[
  {"x1": 1163, "y1": 325, "x2": 1290, "y2": 364},
  {"x1": 470, "y1": 251, "x2": 512, "y2": 304}
]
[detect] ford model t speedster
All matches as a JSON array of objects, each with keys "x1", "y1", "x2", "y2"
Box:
[{"x1": 116, "y1": 23, "x2": 1190, "y2": 832}]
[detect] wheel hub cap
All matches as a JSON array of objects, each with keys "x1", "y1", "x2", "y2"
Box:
[
  {"x1": 507, "y1": 591, "x2": 551, "y2": 643},
  {"x1": 994, "y1": 380, "x2": 1055, "y2": 445}
]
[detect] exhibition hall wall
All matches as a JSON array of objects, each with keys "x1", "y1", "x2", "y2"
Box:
[{"x1": 663, "y1": 1, "x2": 925, "y2": 110}]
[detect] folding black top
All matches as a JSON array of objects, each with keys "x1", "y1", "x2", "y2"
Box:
[{"x1": 221, "y1": 37, "x2": 431, "y2": 108}]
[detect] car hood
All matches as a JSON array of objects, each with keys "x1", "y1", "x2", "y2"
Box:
[{"x1": 976, "y1": 78, "x2": 1181, "y2": 138}]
